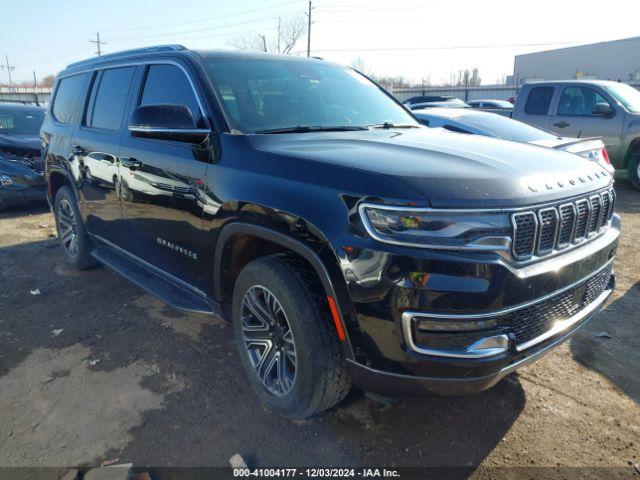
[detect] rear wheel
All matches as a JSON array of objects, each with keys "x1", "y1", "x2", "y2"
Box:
[
  {"x1": 232, "y1": 254, "x2": 351, "y2": 418},
  {"x1": 628, "y1": 152, "x2": 640, "y2": 190},
  {"x1": 53, "y1": 186, "x2": 97, "y2": 270}
]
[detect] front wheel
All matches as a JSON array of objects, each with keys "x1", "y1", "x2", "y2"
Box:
[
  {"x1": 232, "y1": 255, "x2": 351, "y2": 418},
  {"x1": 628, "y1": 152, "x2": 640, "y2": 190},
  {"x1": 53, "y1": 186, "x2": 97, "y2": 270}
]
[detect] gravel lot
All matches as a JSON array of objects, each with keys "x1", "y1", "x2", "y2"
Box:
[{"x1": 0, "y1": 181, "x2": 639, "y2": 479}]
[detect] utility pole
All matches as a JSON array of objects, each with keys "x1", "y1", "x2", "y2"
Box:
[
  {"x1": 90, "y1": 32, "x2": 106, "y2": 56},
  {"x1": 33, "y1": 71, "x2": 39, "y2": 105},
  {"x1": 1, "y1": 55, "x2": 16, "y2": 85},
  {"x1": 306, "y1": 0, "x2": 312, "y2": 57}
]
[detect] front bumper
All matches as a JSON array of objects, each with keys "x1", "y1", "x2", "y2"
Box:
[
  {"x1": 337, "y1": 214, "x2": 620, "y2": 396},
  {"x1": 348, "y1": 275, "x2": 613, "y2": 396}
]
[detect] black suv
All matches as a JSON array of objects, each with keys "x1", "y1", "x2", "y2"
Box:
[{"x1": 42, "y1": 46, "x2": 619, "y2": 418}]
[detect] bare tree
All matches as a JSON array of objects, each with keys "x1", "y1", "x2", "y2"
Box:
[
  {"x1": 229, "y1": 15, "x2": 306, "y2": 55},
  {"x1": 442, "y1": 68, "x2": 482, "y2": 87}
]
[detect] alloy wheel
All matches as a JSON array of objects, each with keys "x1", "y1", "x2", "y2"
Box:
[
  {"x1": 241, "y1": 285, "x2": 297, "y2": 396},
  {"x1": 56, "y1": 198, "x2": 79, "y2": 258}
]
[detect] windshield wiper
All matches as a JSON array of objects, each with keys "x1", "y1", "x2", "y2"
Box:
[
  {"x1": 369, "y1": 122, "x2": 420, "y2": 129},
  {"x1": 254, "y1": 125, "x2": 369, "y2": 134}
]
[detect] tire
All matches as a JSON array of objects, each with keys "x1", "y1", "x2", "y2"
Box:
[
  {"x1": 53, "y1": 186, "x2": 97, "y2": 270},
  {"x1": 232, "y1": 254, "x2": 351, "y2": 418},
  {"x1": 627, "y1": 152, "x2": 640, "y2": 191}
]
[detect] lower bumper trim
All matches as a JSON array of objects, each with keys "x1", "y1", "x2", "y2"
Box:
[{"x1": 349, "y1": 290, "x2": 610, "y2": 396}]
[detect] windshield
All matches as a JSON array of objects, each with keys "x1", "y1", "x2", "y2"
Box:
[
  {"x1": 0, "y1": 108, "x2": 45, "y2": 135},
  {"x1": 204, "y1": 58, "x2": 417, "y2": 133},
  {"x1": 457, "y1": 112, "x2": 560, "y2": 142},
  {"x1": 602, "y1": 83, "x2": 640, "y2": 113}
]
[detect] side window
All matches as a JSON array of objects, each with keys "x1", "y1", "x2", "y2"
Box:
[
  {"x1": 525, "y1": 87, "x2": 554, "y2": 115},
  {"x1": 558, "y1": 87, "x2": 611, "y2": 116},
  {"x1": 52, "y1": 74, "x2": 87, "y2": 124},
  {"x1": 139, "y1": 64, "x2": 204, "y2": 127},
  {"x1": 85, "y1": 67, "x2": 135, "y2": 131}
]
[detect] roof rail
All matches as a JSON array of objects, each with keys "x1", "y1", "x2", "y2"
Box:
[{"x1": 66, "y1": 45, "x2": 187, "y2": 69}]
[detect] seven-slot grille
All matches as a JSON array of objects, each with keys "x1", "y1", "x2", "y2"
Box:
[{"x1": 511, "y1": 188, "x2": 615, "y2": 260}]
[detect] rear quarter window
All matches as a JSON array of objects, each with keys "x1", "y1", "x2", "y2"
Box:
[
  {"x1": 84, "y1": 67, "x2": 135, "y2": 131},
  {"x1": 52, "y1": 74, "x2": 87, "y2": 124},
  {"x1": 525, "y1": 87, "x2": 554, "y2": 115}
]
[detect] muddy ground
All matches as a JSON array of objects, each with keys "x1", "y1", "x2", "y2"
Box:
[{"x1": 0, "y1": 182, "x2": 639, "y2": 479}]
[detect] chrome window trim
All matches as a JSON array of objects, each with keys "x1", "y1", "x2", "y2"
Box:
[
  {"x1": 128, "y1": 126, "x2": 211, "y2": 134},
  {"x1": 56, "y1": 59, "x2": 211, "y2": 131}
]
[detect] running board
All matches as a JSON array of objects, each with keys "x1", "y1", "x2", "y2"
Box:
[{"x1": 91, "y1": 245, "x2": 219, "y2": 316}]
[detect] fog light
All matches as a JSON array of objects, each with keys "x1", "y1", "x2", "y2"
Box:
[
  {"x1": 415, "y1": 318, "x2": 498, "y2": 332},
  {"x1": 0, "y1": 174, "x2": 12, "y2": 187}
]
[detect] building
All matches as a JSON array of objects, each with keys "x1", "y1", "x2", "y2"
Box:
[{"x1": 513, "y1": 36, "x2": 640, "y2": 85}]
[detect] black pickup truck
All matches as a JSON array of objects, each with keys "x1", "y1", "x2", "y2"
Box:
[{"x1": 42, "y1": 46, "x2": 619, "y2": 418}]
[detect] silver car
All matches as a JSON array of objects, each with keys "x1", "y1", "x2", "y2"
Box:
[{"x1": 512, "y1": 80, "x2": 640, "y2": 189}]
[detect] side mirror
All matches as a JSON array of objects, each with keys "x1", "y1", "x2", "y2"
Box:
[
  {"x1": 592, "y1": 102, "x2": 614, "y2": 117},
  {"x1": 129, "y1": 104, "x2": 209, "y2": 143}
]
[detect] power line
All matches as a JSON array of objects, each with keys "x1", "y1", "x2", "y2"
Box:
[
  {"x1": 89, "y1": 32, "x2": 107, "y2": 56},
  {"x1": 107, "y1": 10, "x2": 304, "y2": 42},
  {"x1": 101, "y1": 0, "x2": 303, "y2": 33},
  {"x1": 305, "y1": 40, "x2": 583, "y2": 53}
]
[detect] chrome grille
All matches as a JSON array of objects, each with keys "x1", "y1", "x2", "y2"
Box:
[
  {"x1": 557, "y1": 203, "x2": 576, "y2": 247},
  {"x1": 600, "y1": 191, "x2": 611, "y2": 228},
  {"x1": 511, "y1": 188, "x2": 615, "y2": 261},
  {"x1": 588, "y1": 195, "x2": 602, "y2": 235},
  {"x1": 574, "y1": 199, "x2": 590, "y2": 240},
  {"x1": 537, "y1": 208, "x2": 559, "y2": 254},
  {"x1": 512, "y1": 212, "x2": 537, "y2": 259}
]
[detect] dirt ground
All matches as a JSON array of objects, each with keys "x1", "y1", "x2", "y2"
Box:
[{"x1": 0, "y1": 182, "x2": 639, "y2": 479}]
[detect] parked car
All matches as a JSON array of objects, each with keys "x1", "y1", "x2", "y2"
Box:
[
  {"x1": 44, "y1": 46, "x2": 619, "y2": 419},
  {"x1": 467, "y1": 99, "x2": 513, "y2": 116},
  {"x1": 409, "y1": 97, "x2": 470, "y2": 110},
  {"x1": 0, "y1": 104, "x2": 46, "y2": 210},
  {"x1": 402, "y1": 95, "x2": 453, "y2": 108},
  {"x1": 512, "y1": 80, "x2": 640, "y2": 189},
  {"x1": 413, "y1": 107, "x2": 614, "y2": 173}
]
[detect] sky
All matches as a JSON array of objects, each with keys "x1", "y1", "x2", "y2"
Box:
[{"x1": 1, "y1": 0, "x2": 639, "y2": 86}]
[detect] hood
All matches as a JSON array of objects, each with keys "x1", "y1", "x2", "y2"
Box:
[{"x1": 251, "y1": 128, "x2": 613, "y2": 208}]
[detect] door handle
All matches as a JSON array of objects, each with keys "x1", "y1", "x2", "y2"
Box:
[
  {"x1": 120, "y1": 157, "x2": 142, "y2": 170},
  {"x1": 553, "y1": 121, "x2": 570, "y2": 128}
]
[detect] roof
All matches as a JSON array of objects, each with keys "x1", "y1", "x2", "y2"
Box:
[
  {"x1": 522, "y1": 79, "x2": 623, "y2": 86},
  {"x1": 62, "y1": 45, "x2": 328, "y2": 75},
  {"x1": 516, "y1": 36, "x2": 640, "y2": 58}
]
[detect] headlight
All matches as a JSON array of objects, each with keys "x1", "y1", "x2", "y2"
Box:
[
  {"x1": 359, "y1": 203, "x2": 512, "y2": 251},
  {"x1": 0, "y1": 174, "x2": 13, "y2": 187}
]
